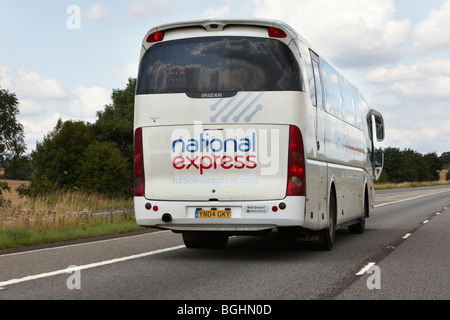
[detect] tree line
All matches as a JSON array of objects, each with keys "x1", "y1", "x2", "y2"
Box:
[
  {"x1": 378, "y1": 148, "x2": 447, "y2": 184},
  {"x1": 1, "y1": 79, "x2": 449, "y2": 199}
]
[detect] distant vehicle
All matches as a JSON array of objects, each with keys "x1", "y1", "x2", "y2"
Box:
[{"x1": 134, "y1": 19, "x2": 385, "y2": 250}]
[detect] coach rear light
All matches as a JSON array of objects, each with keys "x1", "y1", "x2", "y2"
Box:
[
  {"x1": 134, "y1": 128, "x2": 145, "y2": 197},
  {"x1": 147, "y1": 31, "x2": 165, "y2": 43},
  {"x1": 291, "y1": 176, "x2": 303, "y2": 187},
  {"x1": 287, "y1": 126, "x2": 306, "y2": 196},
  {"x1": 268, "y1": 27, "x2": 287, "y2": 38}
]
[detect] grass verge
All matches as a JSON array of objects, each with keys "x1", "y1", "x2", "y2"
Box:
[
  {"x1": 375, "y1": 180, "x2": 450, "y2": 190},
  {"x1": 0, "y1": 191, "x2": 144, "y2": 250}
]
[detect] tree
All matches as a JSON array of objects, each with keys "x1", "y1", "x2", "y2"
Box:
[
  {"x1": 30, "y1": 119, "x2": 93, "y2": 195},
  {"x1": 0, "y1": 88, "x2": 26, "y2": 196},
  {"x1": 28, "y1": 79, "x2": 137, "y2": 197},
  {"x1": 2, "y1": 155, "x2": 33, "y2": 181},
  {"x1": 381, "y1": 148, "x2": 445, "y2": 183},
  {"x1": 93, "y1": 78, "x2": 135, "y2": 171},
  {"x1": 423, "y1": 152, "x2": 444, "y2": 181},
  {"x1": 441, "y1": 152, "x2": 450, "y2": 167},
  {"x1": 76, "y1": 141, "x2": 131, "y2": 196}
]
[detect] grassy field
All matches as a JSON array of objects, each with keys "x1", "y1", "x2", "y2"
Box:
[{"x1": 0, "y1": 180, "x2": 144, "y2": 249}]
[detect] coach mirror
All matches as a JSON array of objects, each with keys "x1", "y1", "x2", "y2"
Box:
[
  {"x1": 368, "y1": 110, "x2": 385, "y2": 142},
  {"x1": 367, "y1": 109, "x2": 385, "y2": 181},
  {"x1": 375, "y1": 115, "x2": 384, "y2": 142},
  {"x1": 374, "y1": 151, "x2": 384, "y2": 181}
]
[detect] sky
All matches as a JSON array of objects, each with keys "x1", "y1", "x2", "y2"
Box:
[{"x1": 1, "y1": 0, "x2": 450, "y2": 155}]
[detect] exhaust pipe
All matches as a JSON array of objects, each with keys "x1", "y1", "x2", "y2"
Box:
[{"x1": 162, "y1": 213, "x2": 172, "y2": 223}]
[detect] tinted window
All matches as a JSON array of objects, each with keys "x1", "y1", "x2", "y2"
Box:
[
  {"x1": 137, "y1": 37, "x2": 302, "y2": 94},
  {"x1": 322, "y1": 61, "x2": 343, "y2": 118},
  {"x1": 341, "y1": 77, "x2": 356, "y2": 126}
]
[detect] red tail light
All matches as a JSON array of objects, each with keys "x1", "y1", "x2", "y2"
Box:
[
  {"x1": 134, "y1": 128, "x2": 145, "y2": 197},
  {"x1": 147, "y1": 31, "x2": 165, "y2": 43},
  {"x1": 287, "y1": 126, "x2": 306, "y2": 196},
  {"x1": 268, "y1": 27, "x2": 287, "y2": 38}
]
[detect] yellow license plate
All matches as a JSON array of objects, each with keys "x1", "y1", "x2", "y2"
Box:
[{"x1": 195, "y1": 209, "x2": 231, "y2": 219}]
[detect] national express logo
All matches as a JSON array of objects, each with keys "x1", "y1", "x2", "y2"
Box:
[{"x1": 171, "y1": 122, "x2": 279, "y2": 176}]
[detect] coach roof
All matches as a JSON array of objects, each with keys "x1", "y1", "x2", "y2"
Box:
[{"x1": 140, "y1": 19, "x2": 314, "y2": 48}]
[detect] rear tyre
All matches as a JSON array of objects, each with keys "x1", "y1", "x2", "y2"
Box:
[
  {"x1": 349, "y1": 191, "x2": 368, "y2": 234},
  {"x1": 348, "y1": 218, "x2": 365, "y2": 234},
  {"x1": 182, "y1": 232, "x2": 228, "y2": 249},
  {"x1": 320, "y1": 190, "x2": 336, "y2": 251}
]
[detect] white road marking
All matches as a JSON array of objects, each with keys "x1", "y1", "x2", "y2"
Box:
[
  {"x1": 402, "y1": 233, "x2": 411, "y2": 239},
  {"x1": 375, "y1": 188, "x2": 450, "y2": 208},
  {"x1": 356, "y1": 262, "x2": 376, "y2": 276},
  {"x1": 0, "y1": 244, "x2": 185, "y2": 287}
]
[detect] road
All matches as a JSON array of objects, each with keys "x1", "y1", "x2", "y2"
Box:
[{"x1": 1, "y1": 185, "x2": 450, "y2": 303}]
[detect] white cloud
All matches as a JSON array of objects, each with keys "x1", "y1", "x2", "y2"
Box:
[
  {"x1": 202, "y1": 5, "x2": 231, "y2": 19},
  {"x1": 365, "y1": 59, "x2": 450, "y2": 100},
  {"x1": 20, "y1": 113, "x2": 63, "y2": 152},
  {"x1": 127, "y1": 3, "x2": 173, "y2": 19},
  {"x1": 13, "y1": 68, "x2": 69, "y2": 101},
  {"x1": 85, "y1": 3, "x2": 108, "y2": 21},
  {"x1": 0, "y1": 65, "x2": 13, "y2": 88},
  {"x1": 113, "y1": 63, "x2": 139, "y2": 84},
  {"x1": 0, "y1": 67, "x2": 112, "y2": 152},
  {"x1": 68, "y1": 86, "x2": 111, "y2": 119},
  {"x1": 382, "y1": 109, "x2": 450, "y2": 153},
  {"x1": 1, "y1": 67, "x2": 69, "y2": 118},
  {"x1": 365, "y1": 58, "x2": 450, "y2": 153},
  {"x1": 251, "y1": 0, "x2": 411, "y2": 67},
  {"x1": 18, "y1": 100, "x2": 46, "y2": 116},
  {"x1": 411, "y1": 0, "x2": 450, "y2": 55}
]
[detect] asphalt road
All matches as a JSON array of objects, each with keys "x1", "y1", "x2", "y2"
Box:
[{"x1": 1, "y1": 185, "x2": 450, "y2": 302}]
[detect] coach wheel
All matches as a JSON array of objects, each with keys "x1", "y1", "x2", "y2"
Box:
[
  {"x1": 182, "y1": 232, "x2": 228, "y2": 249},
  {"x1": 349, "y1": 190, "x2": 368, "y2": 234},
  {"x1": 321, "y1": 190, "x2": 336, "y2": 251}
]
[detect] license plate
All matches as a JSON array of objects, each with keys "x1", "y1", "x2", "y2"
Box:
[{"x1": 195, "y1": 209, "x2": 231, "y2": 219}]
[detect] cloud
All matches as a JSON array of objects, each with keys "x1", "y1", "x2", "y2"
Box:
[
  {"x1": 0, "y1": 67, "x2": 111, "y2": 152},
  {"x1": 365, "y1": 58, "x2": 450, "y2": 153},
  {"x1": 380, "y1": 102, "x2": 450, "y2": 153},
  {"x1": 251, "y1": 0, "x2": 411, "y2": 68},
  {"x1": 19, "y1": 113, "x2": 63, "y2": 152},
  {"x1": 85, "y1": 3, "x2": 108, "y2": 21},
  {"x1": 113, "y1": 63, "x2": 139, "y2": 84},
  {"x1": 411, "y1": 0, "x2": 450, "y2": 55},
  {"x1": 127, "y1": 2, "x2": 173, "y2": 19},
  {"x1": 365, "y1": 59, "x2": 450, "y2": 100},
  {"x1": 68, "y1": 86, "x2": 111, "y2": 119},
  {"x1": 202, "y1": 5, "x2": 231, "y2": 19},
  {"x1": 0, "y1": 65, "x2": 13, "y2": 88},
  {"x1": 13, "y1": 68, "x2": 69, "y2": 101},
  {"x1": 17, "y1": 100, "x2": 46, "y2": 116}
]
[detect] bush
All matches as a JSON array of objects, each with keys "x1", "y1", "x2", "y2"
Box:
[
  {"x1": 30, "y1": 119, "x2": 93, "y2": 194},
  {"x1": 76, "y1": 141, "x2": 131, "y2": 197}
]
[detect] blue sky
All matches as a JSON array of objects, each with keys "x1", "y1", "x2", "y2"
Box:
[{"x1": 1, "y1": 0, "x2": 450, "y2": 155}]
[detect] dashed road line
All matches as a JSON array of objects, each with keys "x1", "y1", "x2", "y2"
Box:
[{"x1": 356, "y1": 262, "x2": 376, "y2": 276}]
